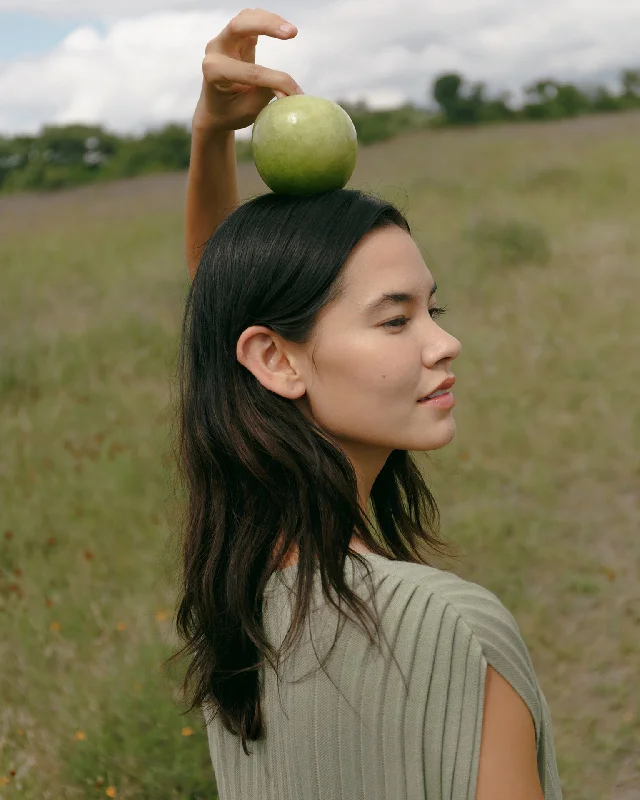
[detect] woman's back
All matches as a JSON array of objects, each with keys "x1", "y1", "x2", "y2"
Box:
[{"x1": 205, "y1": 552, "x2": 562, "y2": 800}]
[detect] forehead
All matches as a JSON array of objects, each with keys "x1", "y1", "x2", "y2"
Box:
[{"x1": 341, "y1": 225, "x2": 433, "y2": 299}]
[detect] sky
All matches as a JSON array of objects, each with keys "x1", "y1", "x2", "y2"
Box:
[{"x1": 0, "y1": 0, "x2": 638, "y2": 138}]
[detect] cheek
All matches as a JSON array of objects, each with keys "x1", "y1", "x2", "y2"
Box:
[{"x1": 311, "y1": 338, "x2": 418, "y2": 407}]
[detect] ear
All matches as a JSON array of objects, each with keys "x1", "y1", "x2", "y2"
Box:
[{"x1": 236, "y1": 325, "x2": 306, "y2": 400}]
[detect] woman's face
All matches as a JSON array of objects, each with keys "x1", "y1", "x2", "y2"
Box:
[{"x1": 237, "y1": 224, "x2": 462, "y2": 502}]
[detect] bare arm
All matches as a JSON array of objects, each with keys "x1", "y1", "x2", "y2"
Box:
[
  {"x1": 185, "y1": 123, "x2": 239, "y2": 281},
  {"x1": 476, "y1": 666, "x2": 545, "y2": 800},
  {"x1": 183, "y1": 8, "x2": 303, "y2": 281}
]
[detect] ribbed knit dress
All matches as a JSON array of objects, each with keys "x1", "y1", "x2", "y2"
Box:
[{"x1": 205, "y1": 551, "x2": 563, "y2": 799}]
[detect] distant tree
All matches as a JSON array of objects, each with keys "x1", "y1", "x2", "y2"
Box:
[
  {"x1": 589, "y1": 85, "x2": 623, "y2": 113},
  {"x1": 433, "y1": 73, "x2": 463, "y2": 110},
  {"x1": 554, "y1": 83, "x2": 591, "y2": 116},
  {"x1": 432, "y1": 73, "x2": 514, "y2": 125},
  {"x1": 521, "y1": 79, "x2": 560, "y2": 119},
  {"x1": 432, "y1": 73, "x2": 477, "y2": 124},
  {"x1": 523, "y1": 79, "x2": 597, "y2": 119},
  {"x1": 620, "y1": 69, "x2": 640, "y2": 107},
  {"x1": 2, "y1": 64, "x2": 640, "y2": 194},
  {"x1": 621, "y1": 69, "x2": 640, "y2": 95},
  {"x1": 337, "y1": 100, "x2": 431, "y2": 144},
  {"x1": 99, "y1": 123, "x2": 191, "y2": 179},
  {"x1": 468, "y1": 82, "x2": 515, "y2": 122}
]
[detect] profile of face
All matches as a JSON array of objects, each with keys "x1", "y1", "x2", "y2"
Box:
[{"x1": 236, "y1": 224, "x2": 462, "y2": 500}]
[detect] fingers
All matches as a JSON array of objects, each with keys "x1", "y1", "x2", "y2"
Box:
[
  {"x1": 221, "y1": 7, "x2": 298, "y2": 43},
  {"x1": 203, "y1": 52, "x2": 303, "y2": 96}
]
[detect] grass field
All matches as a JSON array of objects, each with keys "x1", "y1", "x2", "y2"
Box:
[{"x1": 1, "y1": 111, "x2": 639, "y2": 799}]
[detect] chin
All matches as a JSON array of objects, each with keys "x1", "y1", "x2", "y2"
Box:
[{"x1": 411, "y1": 417, "x2": 457, "y2": 452}]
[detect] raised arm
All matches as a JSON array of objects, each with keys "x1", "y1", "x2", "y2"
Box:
[
  {"x1": 185, "y1": 125, "x2": 239, "y2": 281},
  {"x1": 184, "y1": 8, "x2": 304, "y2": 280}
]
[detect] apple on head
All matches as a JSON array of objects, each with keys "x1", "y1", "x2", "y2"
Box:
[{"x1": 251, "y1": 95, "x2": 358, "y2": 195}]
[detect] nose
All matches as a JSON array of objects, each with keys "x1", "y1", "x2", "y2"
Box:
[{"x1": 424, "y1": 326, "x2": 462, "y2": 367}]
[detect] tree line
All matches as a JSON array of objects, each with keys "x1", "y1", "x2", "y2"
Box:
[{"x1": 0, "y1": 68, "x2": 638, "y2": 195}]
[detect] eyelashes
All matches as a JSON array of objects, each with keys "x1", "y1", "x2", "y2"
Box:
[{"x1": 382, "y1": 305, "x2": 449, "y2": 329}]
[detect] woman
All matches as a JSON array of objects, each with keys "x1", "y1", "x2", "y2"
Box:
[{"x1": 169, "y1": 8, "x2": 563, "y2": 800}]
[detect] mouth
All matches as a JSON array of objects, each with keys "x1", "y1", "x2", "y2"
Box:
[{"x1": 418, "y1": 375, "x2": 455, "y2": 402}]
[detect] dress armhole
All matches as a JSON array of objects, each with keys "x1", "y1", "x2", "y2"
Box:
[{"x1": 420, "y1": 578, "x2": 548, "y2": 799}]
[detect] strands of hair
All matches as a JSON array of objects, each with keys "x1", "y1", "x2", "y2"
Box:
[{"x1": 164, "y1": 189, "x2": 459, "y2": 756}]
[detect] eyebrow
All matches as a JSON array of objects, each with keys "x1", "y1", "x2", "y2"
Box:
[{"x1": 363, "y1": 282, "x2": 438, "y2": 315}]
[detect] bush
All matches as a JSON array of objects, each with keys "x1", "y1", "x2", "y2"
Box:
[{"x1": 339, "y1": 103, "x2": 432, "y2": 144}]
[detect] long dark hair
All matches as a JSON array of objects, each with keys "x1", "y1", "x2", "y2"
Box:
[{"x1": 165, "y1": 188, "x2": 459, "y2": 756}]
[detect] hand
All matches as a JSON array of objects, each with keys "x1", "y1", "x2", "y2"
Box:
[{"x1": 193, "y1": 7, "x2": 304, "y2": 133}]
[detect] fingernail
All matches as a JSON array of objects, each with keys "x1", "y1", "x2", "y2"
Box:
[
  {"x1": 280, "y1": 24, "x2": 295, "y2": 34},
  {"x1": 295, "y1": 85, "x2": 305, "y2": 95}
]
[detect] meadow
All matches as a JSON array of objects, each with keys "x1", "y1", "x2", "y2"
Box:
[{"x1": 1, "y1": 111, "x2": 639, "y2": 799}]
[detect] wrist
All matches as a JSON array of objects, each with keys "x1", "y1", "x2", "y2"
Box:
[{"x1": 192, "y1": 115, "x2": 233, "y2": 139}]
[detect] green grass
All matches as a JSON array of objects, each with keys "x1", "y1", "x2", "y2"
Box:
[{"x1": 1, "y1": 111, "x2": 639, "y2": 799}]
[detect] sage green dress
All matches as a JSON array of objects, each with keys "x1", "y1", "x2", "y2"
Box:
[{"x1": 205, "y1": 551, "x2": 563, "y2": 799}]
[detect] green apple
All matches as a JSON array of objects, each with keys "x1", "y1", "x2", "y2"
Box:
[{"x1": 251, "y1": 95, "x2": 358, "y2": 195}]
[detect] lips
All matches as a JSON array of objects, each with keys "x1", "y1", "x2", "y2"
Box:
[{"x1": 419, "y1": 375, "x2": 455, "y2": 401}]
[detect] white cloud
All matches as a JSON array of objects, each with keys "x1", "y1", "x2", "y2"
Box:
[
  {"x1": 0, "y1": 0, "x2": 211, "y2": 18},
  {"x1": 1, "y1": 0, "x2": 639, "y2": 136}
]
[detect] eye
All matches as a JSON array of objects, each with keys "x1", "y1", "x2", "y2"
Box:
[
  {"x1": 381, "y1": 305, "x2": 448, "y2": 330},
  {"x1": 429, "y1": 304, "x2": 448, "y2": 319},
  {"x1": 382, "y1": 315, "x2": 410, "y2": 329}
]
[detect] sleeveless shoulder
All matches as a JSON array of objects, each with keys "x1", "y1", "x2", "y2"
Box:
[
  {"x1": 210, "y1": 555, "x2": 562, "y2": 800},
  {"x1": 420, "y1": 568, "x2": 543, "y2": 739},
  {"x1": 359, "y1": 554, "x2": 563, "y2": 800}
]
